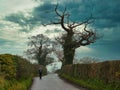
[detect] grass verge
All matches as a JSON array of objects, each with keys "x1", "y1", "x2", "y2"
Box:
[
  {"x1": 60, "y1": 74, "x2": 120, "y2": 90},
  {"x1": 0, "y1": 77, "x2": 33, "y2": 90}
]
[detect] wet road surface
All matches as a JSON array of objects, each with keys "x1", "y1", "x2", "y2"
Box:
[{"x1": 30, "y1": 74, "x2": 86, "y2": 90}]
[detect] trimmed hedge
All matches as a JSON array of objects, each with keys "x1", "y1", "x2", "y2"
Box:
[{"x1": 61, "y1": 60, "x2": 120, "y2": 83}]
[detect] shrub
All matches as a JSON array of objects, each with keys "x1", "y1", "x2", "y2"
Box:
[
  {"x1": 0, "y1": 54, "x2": 16, "y2": 79},
  {"x1": 0, "y1": 54, "x2": 47, "y2": 90}
]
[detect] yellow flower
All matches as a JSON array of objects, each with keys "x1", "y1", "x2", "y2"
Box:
[{"x1": 115, "y1": 71, "x2": 120, "y2": 77}]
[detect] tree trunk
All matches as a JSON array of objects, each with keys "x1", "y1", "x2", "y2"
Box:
[
  {"x1": 63, "y1": 32, "x2": 75, "y2": 65},
  {"x1": 63, "y1": 46, "x2": 75, "y2": 65},
  {"x1": 38, "y1": 58, "x2": 46, "y2": 66},
  {"x1": 38, "y1": 56, "x2": 46, "y2": 66}
]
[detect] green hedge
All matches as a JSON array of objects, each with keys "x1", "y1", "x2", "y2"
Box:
[
  {"x1": 61, "y1": 60, "x2": 120, "y2": 90},
  {"x1": 0, "y1": 54, "x2": 47, "y2": 90},
  {"x1": 61, "y1": 60, "x2": 120, "y2": 82},
  {"x1": 0, "y1": 54, "x2": 16, "y2": 79}
]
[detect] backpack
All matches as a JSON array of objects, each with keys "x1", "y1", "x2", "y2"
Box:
[{"x1": 39, "y1": 69, "x2": 42, "y2": 73}]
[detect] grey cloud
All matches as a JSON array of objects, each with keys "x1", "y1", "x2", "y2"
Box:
[
  {"x1": 2, "y1": 0, "x2": 93, "y2": 30},
  {"x1": 0, "y1": 39, "x2": 11, "y2": 45},
  {"x1": 32, "y1": 3, "x2": 56, "y2": 24},
  {"x1": 4, "y1": 11, "x2": 41, "y2": 32},
  {"x1": 5, "y1": 13, "x2": 26, "y2": 26},
  {"x1": 3, "y1": 0, "x2": 120, "y2": 33},
  {"x1": 52, "y1": 0, "x2": 120, "y2": 29},
  {"x1": 45, "y1": 29, "x2": 61, "y2": 34},
  {"x1": 34, "y1": 0, "x2": 120, "y2": 29},
  {"x1": 3, "y1": 3, "x2": 57, "y2": 32},
  {"x1": 91, "y1": 0, "x2": 120, "y2": 28},
  {"x1": 76, "y1": 40, "x2": 120, "y2": 60},
  {"x1": 0, "y1": 24, "x2": 4, "y2": 28}
]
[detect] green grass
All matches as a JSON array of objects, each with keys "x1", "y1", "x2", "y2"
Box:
[
  {"x1": 60, "y1": 74, "x2": 120, "y2": 90},
  {"x1": 0, "y1": 77, "x2": 33, "y2": 90}
]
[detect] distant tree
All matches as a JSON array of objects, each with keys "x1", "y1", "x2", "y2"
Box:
[
  {"x1": 73, "y1": 58, "x2": 79, "y2": 64},
  {"x1": 52, "y1": 42, "x2": 64, "y2": 63},
  {"x1": 48, "y1": 5, "x2": 100, "y2": 65},
  {"x1": 79, "y1": 57, "x2": 98, "y2": 64},
  {"x1": 54, "y1": 50, "x2": 64, "y2": 62},
  {"x1": 25, "y1": 34, "x2": 54, "y2": 66},
  {"x1": 52, "y1": 63, "x2": 58, "y2": 72}
]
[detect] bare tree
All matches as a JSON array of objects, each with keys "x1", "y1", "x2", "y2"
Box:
[
  {"x1": 54, "y1": 50, "x2": 64, "y2": 62},
  {"x1": 52, "y1": 42, "x2": 64, "y2": 63},
  {"x1": 49, "y1": 5, "x2": 100, "y2": 65},
  {"x1": 25, "y1": 34, "x2": 54, "y2": 66}
]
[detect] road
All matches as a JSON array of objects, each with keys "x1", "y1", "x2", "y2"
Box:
[{"x1": 30, "y1": 74, "x2": 86, "y2": 90}]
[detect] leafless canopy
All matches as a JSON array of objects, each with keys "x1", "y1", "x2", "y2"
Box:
[
  {"x1": 25, "y1": 34, "x2": 54, "y2": 65},
  {"x1": 51, "y1": 4, "x2": 99, "y2": 48}
]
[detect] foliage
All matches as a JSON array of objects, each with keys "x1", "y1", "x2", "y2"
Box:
[
  {"x1": 0, "y1": 54, "x2": 16, "y2": 79},
  {"x1": 60, "y1": 74, "x2": 120, "y2": 90},
  {"x1": 0, "y1": 77, "x2": 33, "y2": 90},
  {"x1": 61, "y1": 60, "x2": 120, "y2": 90},
  {"x1": 0, "y1": 54, "x2": 47, "y2": 90}
]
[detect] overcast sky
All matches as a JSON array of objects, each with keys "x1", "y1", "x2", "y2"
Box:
[{"x1": 0, "y1": 0, "x2": 120, "y2": 61}]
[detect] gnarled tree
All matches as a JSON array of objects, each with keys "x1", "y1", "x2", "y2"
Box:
[{"x1": 50, "y1": 5, "x2": 99, "y2": 65}]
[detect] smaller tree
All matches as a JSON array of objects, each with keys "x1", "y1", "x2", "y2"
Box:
[
  {"x1": 25, "y1": 34, "x2": 54, "y2": 66},
  {"x1": 52, "y1": 42, "x2": 64, "y2": 62}
]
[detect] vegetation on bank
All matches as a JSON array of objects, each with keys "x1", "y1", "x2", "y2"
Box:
[
  {"x1": 0, "y1": 77, "x2": 32, "y2": 90},
  {"x1": 60, "y1": 60, "x2": 120, "y2": 90},
  {"x1": 0, "y1": 54, "x2": 47, "y2": 90}
]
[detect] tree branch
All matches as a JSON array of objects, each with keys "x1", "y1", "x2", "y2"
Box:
[
  {"x1": 55, "y1": 4, "x2": 62, "y2": 17},
  {"x1": 71, "y1": 14, "x2": 94, "y2": 29}
]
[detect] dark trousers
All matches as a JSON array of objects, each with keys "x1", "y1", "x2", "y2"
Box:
[{"x1": 39, "y1": 73, "x2": 42, "y2": 79}]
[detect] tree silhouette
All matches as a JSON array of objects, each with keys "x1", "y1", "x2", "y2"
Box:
[{"x1": 25, "y1": 34, "x2": 54, "y2": 66}]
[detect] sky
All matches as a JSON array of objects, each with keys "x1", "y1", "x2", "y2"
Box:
[{"x1": 0, "y1": 0, "x2": 120, "y2": 61}]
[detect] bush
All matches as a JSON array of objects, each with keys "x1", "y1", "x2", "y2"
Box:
[
  {"x1": 0, "y1": 54, "x2": 16, "y2": 79},
  {"x1": 0, "y1": 54, "x2": 47, "y2": 90}
]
